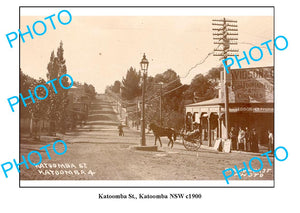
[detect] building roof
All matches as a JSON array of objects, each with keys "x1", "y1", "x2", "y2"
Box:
[
  {"x1": 185, "y1": 98, "x2": 223, "y2": 107},
  {"x1": 185, "y1": 98, "x2": 274, "y2": 108}
]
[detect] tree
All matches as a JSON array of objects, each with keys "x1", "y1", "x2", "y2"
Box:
[
  {"x1": 20, "y1": 69, "x2": 35, "y2": 119},
  {"x1": 56, "y1": 41, "x2": 70, "y2": 133},
  {"x1": 73, "y1": 81, "x2": 82, "y2": 87},
  {"x1": 28, "y1": 78, "x2": 49, "y2": 139},
  {"x1": 154, "y1": 69, "x2": 179, "y2": 84},
  {"x1": 46, "y1": 41, "x2": 70, "y2": 134},
  {"x1": 111, "y1": 80, "x2": 121, "y2": 93},
  {"x1": 20, "y1": 70, "x2": 48, "y2": 139},
  {"x1": 207, "y1": 67, "x2": 222, "y2": 82},
  {"x1": 191, "y1": 74, "x2": 211, "y2": 95},
  {"x1": 155, "y1": 69, "x2": 183, "y2": 112},
  {"x1": 145, "y1": 69, "x2": 187, "y2": 130},
  {"x1": 183, "y1": 67, "x2": 222, "y2": 103},
  {"x1": 46, "y1": 51, "x2": 58, "y2": 134},
  {"x1": 121, "y1": 67, "x2": 141, "y2": 100},
  {"x1": 88, "y1": 84, "x2": 96, "y2": 99},
  {"x1": 83, "y1": 83, "x2": 96, "y2": 100}
]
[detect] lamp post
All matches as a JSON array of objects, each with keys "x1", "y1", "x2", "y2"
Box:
[{"x1": 140, "y1": 53, "x2": 149, "y2": 146}]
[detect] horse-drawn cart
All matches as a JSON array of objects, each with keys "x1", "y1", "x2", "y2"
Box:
[
  {"x1": 181, "y1": 129, "x2": 202, "y2": 151},
  {"x1": 148, "y1": 122, "x2": 201, "y2": 150}
]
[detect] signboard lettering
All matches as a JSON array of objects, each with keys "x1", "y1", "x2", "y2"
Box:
[{"x1": 230, "y1": 67, "x2": 274, "y2": 103}]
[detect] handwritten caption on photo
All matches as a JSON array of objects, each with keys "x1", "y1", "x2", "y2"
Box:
[{"x1": 35, "y1": 162, "x2": 96, "y2": 176}]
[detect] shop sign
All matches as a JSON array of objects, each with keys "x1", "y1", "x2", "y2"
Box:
[
  {"x1": 230, "y1": 66, "x2": 274, "y2": 103},
  {"x1": 228, "y1": 107, "x2": 273, "y2": 113}
]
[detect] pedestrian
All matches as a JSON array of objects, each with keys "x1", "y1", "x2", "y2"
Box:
[
  {"x1": 245, "y1": 127, "x2": 251, "y2": 152},
  {"x1": 118, "y1": 123, "x2": 124, "y2": 136},
  {"x1": 237, "y1": 127, "x2": 245, "y2": 151},
  {"x1": 186, "y1": 114, "x2": 193, "y2": 131},
  {"x1": 229, "y1": 127, "x2": 237, "y2": 150},
  {"x1": 251, "y1": 128, "x2": 259, "y2": 153},
  {"x1": 268, "y1": 130, "x2": 274, "y2": 153}
]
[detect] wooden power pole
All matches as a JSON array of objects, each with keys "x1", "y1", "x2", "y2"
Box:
[{"x1": 212, "y1": 18, "x2": 238, "y2": 139}]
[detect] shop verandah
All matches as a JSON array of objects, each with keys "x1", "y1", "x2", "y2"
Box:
[{"x1": 185, "y1": 98, "x2": 274, "y2": 148}]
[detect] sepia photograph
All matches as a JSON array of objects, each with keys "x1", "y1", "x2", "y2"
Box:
[{"x1": 19, "y1": 7, "x2": 274, "y2": 187}]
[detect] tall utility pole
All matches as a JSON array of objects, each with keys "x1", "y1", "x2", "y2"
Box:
[
  {"x1": 160, "y1": 83, "x2": 162, "y2": 127},
  {"x1": 153, "y1": 82, "x2": 163, "y2": 127},
  {"x1": 136, "y1": 99, "x2": 139, "y2": 130},
  {"x1": 159, "y1": 83, "x2": 163, "y2": 127},
  {"x1": 212, "y1": 18, "x2": 238, "y2": 139}
]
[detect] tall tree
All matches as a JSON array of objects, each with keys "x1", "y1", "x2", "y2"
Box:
[
  {"x1": 46, "y1": 41, "x2": 70, "y2": 134},
  {"x1": 46, "y1": 51, "x2": 59, "y2": 134},
  {"x1": 56, "y1": 41, "x2": 70, "y2": 133},
  {"x1": 121, "y1": 67, "x2": 141, "y2": 100}
]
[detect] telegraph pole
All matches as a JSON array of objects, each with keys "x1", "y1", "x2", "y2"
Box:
[
  {"x1": 136, "y1": 99, "x2": 139, "y2": 130},
  {"x1": 212, "y1": 18, "x2": 238, "y2": 139},
  {"x1": 159, "y1": 83, "x2": 163, "y2": 127}
]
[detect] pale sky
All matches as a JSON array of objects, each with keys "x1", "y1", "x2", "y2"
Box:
[{"x1": 20, "y1": 15, "x2": 273, "y2": 93}]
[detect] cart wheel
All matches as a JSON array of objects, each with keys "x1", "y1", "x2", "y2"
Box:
[{"x1": 182, "y1": 137, "x2": 201, "y2": 151}]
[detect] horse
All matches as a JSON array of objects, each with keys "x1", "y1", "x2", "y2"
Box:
[{"x1": 149, "y1": 123, "x2": 177, "y2": 148}]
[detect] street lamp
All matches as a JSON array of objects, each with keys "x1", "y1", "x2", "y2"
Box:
[
  {"x1": 140, "y1": 53, "x2": 149, "y2": 72},
  {"x1": 140, "y1": 53, "x2": 149, "y2": 146}
]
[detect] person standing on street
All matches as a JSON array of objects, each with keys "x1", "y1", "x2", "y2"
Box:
[
  {"x1": 118, "y1": 123, "x2": 124, "y2": 136},
  {"x1": 251, "y1": 128, "x2": 259, "y2": 153},
  {"x1": 186, "y1": 114, "x2": 193, "y2": 132},
  {"x1": 238, "y1": 127, "x2": 245, "y2": 151},
  {"x1": 245, "y1": 127, "x2": 251, "y2": 152},
  {"x1": 229, "y1": 127, "x2": 237, "y2": 150},
  {"x1": 268, "y1": 130, "x2": 274, "y2": 153}
]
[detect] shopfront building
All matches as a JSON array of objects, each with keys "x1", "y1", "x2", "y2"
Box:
[{"x1": 185, "y1": 66, "x2": 274, "y2": 147}]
